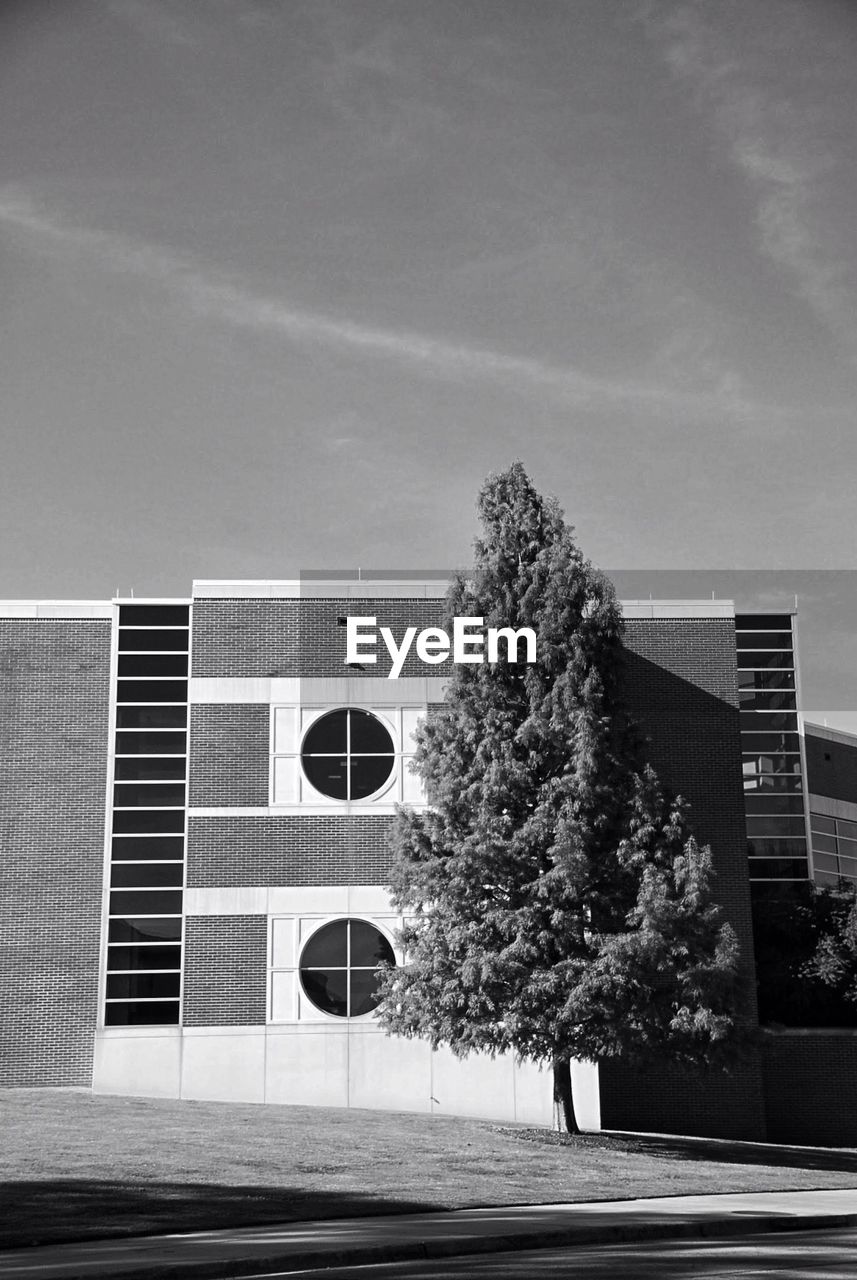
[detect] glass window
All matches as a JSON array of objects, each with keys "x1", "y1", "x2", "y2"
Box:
[
  {"x1": 106, "y1": 973, "x2": 181, "y2": 1000},
  {"x1": 118, "y1": 654, "x2": 189, "y2": 678},
  {"x1": 740, "y1": 732, "x2": 801, "y2": 754},
  {"x1": 810, "y1": 814, "x2": 836, "y2": 835},
  {"x1": 811, "y1": 834, "x2": 837, "y2": 854},
  {"x1": 109, "y1": 889, "x2": 183, "y2": 915},
  {"x1": 747, "y1": 837, "x2": 807, "y2": 860},
  {"x1": 743, "y1": 793, "x2": 806, "y2": 816},
  {"x1": 738, "y1": 690, "x2": 797, "y2": 711},
  {"x1": 738, "y1": 669, "x2": 795, "y2": 691},
  {"x1": 115, "y1": 730, "x2": 187, "y2": 754},
  {"x1": 116, "y1": 706, "x2": 187, "y2": 730},
  {"x1": 739, "y1": 711, "x2": 798, "y2": 732},
  {"x1": 736, "y1": 631, "x2": 794, "y2": 650},
  {"x1": 736, "y1": 651, "x2": 794, "y2": 670},
  {"x1": 111, "y1": 835, "x2": 185, "y2": 861},
  {"x1": 301, "y1": 709, "x2": 395, "y2": 801},
  {"x1": 118, "y1": 628, "x2": 189, "y2": 652},
  {"x1": 107, "y1": 944, "x2": 182, "y2": 970},
  {"x1": 113, "y1": 782, "x2": 186, "y2": 808},
  {"x1": 299, "y1": 919, "x2": 395, "y2": 1018},
  {"x1": 748, "y1": 858, "x2": 812, "y2": 880},
  {"x1": 119, "y1": 605, "x2": 189, "y2": 627},
  {"x1": 112, "y1": 808, "x2": 184, "y2": 834},
  {"x1": 837, "y1": 820, "x2": 857, "y2": 842},
  {"x1": 110, "y1": 862, "x2": 183, "y2": 888},
  {"x1": 105, "y1": 1000, "x2": 180, "y2": 1026},
  {"x1": 745, "y1": 815, "x2": 808, "y2": 838},
  {"x1": 116, "y1": 679, "x2": 188, "y2": 704},
  {"x1": 114, "y1": 757, "x2": 186, "y2": 782},
  {"x1": 735, "y1": 614, "x2": 794, "y2": 631},
  {"x1": 108, "y1": 917, "x2": 182, "y2": 943}
]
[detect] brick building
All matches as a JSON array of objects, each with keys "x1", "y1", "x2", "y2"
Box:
[{"x1": 1, "y1": 578, "x2": 853, "y2": 1141}]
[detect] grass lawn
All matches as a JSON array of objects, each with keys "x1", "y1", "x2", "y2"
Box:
[{"x1": 2, "y1": 1088, "x2": 857, "y2": 1250}]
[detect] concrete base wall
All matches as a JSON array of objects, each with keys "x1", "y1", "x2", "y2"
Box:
[{"x1": 91, "y1": 1025, "x2": 589, "y2": 1128}]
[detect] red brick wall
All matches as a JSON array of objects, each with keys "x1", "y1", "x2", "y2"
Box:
[
  {"x1": 0, "y1": 619, "x2": 111, "y2": 1086},
  {"x1": 187, "y1": 815, "x2": 394, "y2": 886},
  {"x1": 183, "y1": 915, "x2": 268, "y2": 1025},
  {"x1": 189, "y1": 704, "x2": 269, "y2": 807},
  {"x1": 761, "y1": 1031, "x2": 857, "y2": 1145}
]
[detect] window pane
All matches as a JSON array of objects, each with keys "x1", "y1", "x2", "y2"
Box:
[
  {"x1": 301, "y1": 920, "x2": 348, "y2": 968},
  {"x1": 747, "y1": 858, "x2": 810, "y2": 880},
  {"x1": 745, "y1": 816, "x2": 808, "y2": 838},
  {"x1": 110, "y1": 862, "x2": 183, "y2": 888},
  {"x1": 104, "y1": 1000, "x2": 180, "y2": 1026},
  {"x1": 837, "y1": 820, "x2": 857, "y2": 841},
  {"x1": 303, "y1": 710, "x2": 348, "y2": 755},
  {"x1": 743, "y1": 773, "x2": 803, "y2": 794},
  {"x1": 810, "y1": 815, "x2": 836, "y2": 835},
  {"x1": 106, "y1": 972, "x2": 181, "y2": 1000},
  {"x1": 302, "y1": 754, "x2": 348, "y2": 798},
  {"x1": 350, "y1": 969, "x2": 385, "y2": 1016},
  {"x1": 113, "y1": 809, "x2": 185, "y2": 834},
  {"x1": 815, "y1": 871, "x2": 840, "y2": 888},
  {"x1": 350, "y1": 754, "x2": 395, "y2": 799},
  {"x1": 118, "y1": 654, "x2": 188, "y2": 678},
  {"x1": 739, "y1": 712, "x2": 798, "y2": 732},
  {"x1": 350, "y1": 710, "x2": 395, "y2": 755},
  {"x1": 740, "y1": 733, "x2": 801, "y2": 754},
  {"x1": 300, "y1": 968, "x2": 348, "y2": 1017},
  {"x1": 110, "y1": 889, "x2": 183, "y2": 915},
  {"x1": 114, "y1": 782, "x2": 185, "y2": 808},
  {"x1": 119, "y1": 628, "x2": 189, "y2": 652},
  {"x1": 812, "y1": 852, "x2": 839, "y2": 873},
  {"x1": 736, "y1": 632, "x2": 794, "y2": 650},
  {"x1": 350, "y1": 920, "x2": 395, "y2": 967},
  {"x1": 735, "y1": 614, "x2": 794, "y2": 630},
  {"x1": 108, "y1": 944, "x2": 182, "y2": 970},
  {"x1": 116, "y1": 705, "x2": 187, "y2": 730},
  {"x1": 742, "y1": 752, "x2": 802, "y2": 776},
  {"x1": 116, "y1": 680, "x2": 188, "y2": 704},
  {"x1": 119, "y1": 605, "x2": 189, "y2": 627},
  {"x1": 812, "y1": 834, "x2": 837, "y2": 854},
  {"x1": 112, "y1": 835, "x2": 185, "y2": 861},
  {"x1": 738, "y1": 690, "x2": 797, "y2": 711},
  {"x1": 114, "y1": 757, "x2": 186, "y2": 782},
  {"x1": 736, "y1": 651, "x2": 794, "y2": 670},
  {"x1": 837, "y1": 856, "x2": 857, "y2": 879},
  {"x1": 747, "y1": 837, "x2": 807, "y2": 859},
  {"x1": 737, "y1": 669, "x2": 795, "y2": 691},
  {"x1": 115, "y1": 730, "x2": 187, "y2": 754},
  {"x1": 743, "y1": 794, "x2": 806, "y2": 816},
  {"x1": 108, "y1": 917, "x2": 182, "y2": 943}
]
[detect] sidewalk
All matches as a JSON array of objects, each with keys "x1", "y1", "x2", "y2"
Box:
[{"x1": 3, "y1": 1187, "x2": 857, "y2": 1280}]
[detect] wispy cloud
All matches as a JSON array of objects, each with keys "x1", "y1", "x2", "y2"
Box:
[
  {"x1": 644, "y1": 2, "x2": 857, "y2": 361},
  {"x1": 0, "y1": 187, "x2": 767, "y2": 419}
]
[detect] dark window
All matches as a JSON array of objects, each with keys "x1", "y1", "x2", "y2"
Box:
[
  {"x1": 740, "y1": 732, "x2": 801, "y2": 755},
  {"x1": 114, "y1": 757, "x2": 186, "y2": 782},
  {"x1": 107, "y1": 944, "x2": 182, "y2": 970},
  {"x1": 105, "y1": 1000, "x2": 180, "y2": 1026},
  {"x1": 735, "y1": 614, "x2": 794, "y2": 630},
  {"x1": 301, "y1": 709, "x2": 394, "y2": 801},
  {"x1": 739, "y1": 711, "x2": 798, "y2": 732},
  {"x1": 299, "y1": 919, "x2": 395, "y2": 1018},
  {"x1": 747, "y1": 858, "x2": 811, "y2": 880},
  {"x1": 112, "y1": 835, "x2": 185, "y2": 861},
  {"x1": 108, "y1": 917, "x2": 182, "y2": 943},
  {"x1": 745, "y1": 815, "x2": 808, "y2": 838},
  {"x1": 112, "y1": 809, "x2": 184, "y2": 834},
  {"x1": 116, "y1": 706, "x2": 187, "y2": 730},
  {"x1": 115, "y1": 730, "x2": 187, "y2": 754},
  {"x1": 110, "y1": 862, "x2": 184, "y2": 888},
  {"x1": 109, "y1": 889, "x2": 183, "y2": 915},
  {"x1": 736, "y1": 650, "x2": 794, "y2": 670},
  {"x1": 119, "y1": 605, "x2": 190, "y2": 627},
  {"x1": 119, "y1": 628, "x2": 190, "y2": 652},
  {"x1": 736, "y1": 632, "x2": 794, "y2": 651},
  {"x1": 738, "y1": 689, "x2": 797, "y2": 711},
  {"x1": 810, "y1": 815, "x2": 836, "y2": 835},
  {"x1": 116, "y1": 679, "x2": 188, "y2": 704},
  {"x1": 118, "y1": 654, "x2": 189, "y2": 678},
  {"x1": 743, "y1": 793, "x2": 806, "y2": 816},
  {"x1": 737, "y1": 669, "x2": 795, "y2": 692},
  {"x1": 743, "y1": 771, "x2": 803, "y2": 794},
  {"x1": 746, "y1": 837, "x2": 807, "y2": 859},
  {"x1": 106, "y1": 973, "x2": 181, "y2": 1000},
  {"x1": 113, "y1": 781, "x2": 186, "y2": 808}
]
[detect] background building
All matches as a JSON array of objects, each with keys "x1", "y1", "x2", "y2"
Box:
[{"x1": 2, "y1": 579, "x2": 856, "y2": 1142}]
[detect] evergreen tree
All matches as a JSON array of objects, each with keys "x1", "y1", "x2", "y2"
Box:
[
  {"x1": 376, "y1": 462, "x2": 741, "y2": 1132},
  {"x1": 801, "y1": 883, "x2": 857, "y2": 1007}
]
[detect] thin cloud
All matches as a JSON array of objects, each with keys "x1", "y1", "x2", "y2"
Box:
[
  {"x1": 0, "y1": 188, "x2": 764, "y2": 418},
  {"x1": 646, "y1": 3, "x2": 857, "y2": 361}
]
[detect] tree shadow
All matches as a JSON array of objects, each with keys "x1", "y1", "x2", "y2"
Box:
[
  {"x1": 0, "y1": 1178, "x2": 442, "y2": 1250},
  {"x1": 551, "y1": 1129, "x2": 857, "y2": 1175}
]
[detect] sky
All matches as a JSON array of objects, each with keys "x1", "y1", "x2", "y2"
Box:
[{"x1": 2, "y1": 0, "x2": 857, "y2": 603}]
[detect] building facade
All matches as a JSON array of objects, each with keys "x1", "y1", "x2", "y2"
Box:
[{"x1": 2, "y1": 579, "x2": 854, "y2": 1141}]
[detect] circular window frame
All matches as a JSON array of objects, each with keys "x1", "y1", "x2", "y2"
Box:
[
  {"x1": 299, "y1": 707, "x2": 397, "y2": 803},
  {"x1": 298, "y1": 916, "x2": 396, "y2": 1020}
]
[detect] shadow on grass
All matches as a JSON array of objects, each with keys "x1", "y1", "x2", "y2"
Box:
[
  {"x1": 0, "y1": 1179, "x2": 442, "y2": 1250},
  {"x1": 499, "y1": 1128, "x2": 857, "y2": 1175}
]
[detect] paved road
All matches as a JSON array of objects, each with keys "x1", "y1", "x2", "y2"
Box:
[{"x1": 244, "y1": 1225, "x2": 857, "y2": 1279}]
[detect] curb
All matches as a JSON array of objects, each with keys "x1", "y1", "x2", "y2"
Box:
[{"x1": 14, "y1": 1209, "x2": 857, "y2": 1280}]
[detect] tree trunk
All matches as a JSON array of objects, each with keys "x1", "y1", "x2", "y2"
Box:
[{"x1": 552, "y1": 1057, "x2": 581, "y2": 1134}]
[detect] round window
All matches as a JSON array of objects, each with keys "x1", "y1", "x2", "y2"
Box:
[
  {"x1": 301, "y1": 708, "x2": 395, "y2": 800},
  {"x1": 299, "y1": 919, "x2": 395, "y2": 1018}
]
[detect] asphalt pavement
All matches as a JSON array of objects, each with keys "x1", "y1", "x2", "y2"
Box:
[{"x1": 1, "y1": 1188, "x2": 856, "y2": 1280}]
